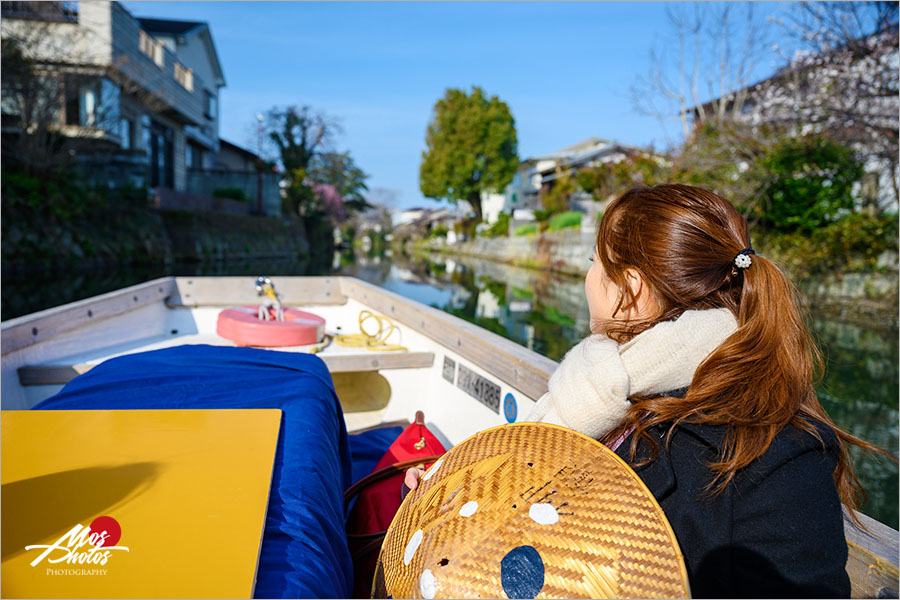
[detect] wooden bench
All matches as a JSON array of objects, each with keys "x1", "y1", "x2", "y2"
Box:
[{"x1": 17, "y1": 352, "x2": 435, "y2": 386}]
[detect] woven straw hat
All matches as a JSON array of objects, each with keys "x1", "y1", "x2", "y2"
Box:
[{"x1": 373, "y1": 422, "x2": 690, "y2": 599}]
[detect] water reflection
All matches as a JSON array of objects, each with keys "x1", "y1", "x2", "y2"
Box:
[{"x1": 342, "y1": 250, "x2": 899, "y2": 529}]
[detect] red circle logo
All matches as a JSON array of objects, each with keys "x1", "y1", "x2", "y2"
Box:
[{"x1": 89, "y1": 516, "x2": 122, "y2": 547}]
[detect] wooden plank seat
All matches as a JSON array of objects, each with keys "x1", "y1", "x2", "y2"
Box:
[{"x1": 17, "y1": 352, "x2": 435, "y2": 386}]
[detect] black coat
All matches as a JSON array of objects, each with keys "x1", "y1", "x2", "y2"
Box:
[{"x1": 614, "y1": 418, "x2": 851, "y2": 598}]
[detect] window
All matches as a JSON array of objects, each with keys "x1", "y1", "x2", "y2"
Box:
[
  {"x1": 64, "y1": 76, "x2": 119, "y2": 131},
  {"x1": 204, "y1": 90, "x2": 216, "y2": 120},
  {"x1": 141, "y1": 114, "x2": 151, "y2": 152},
  {"x1": 147, "y1": 119, "x2": 173, "y2": 188},
  {"x1": 139, "y1": 30, "x2": 163, "y2": 66},
  {"x1": 174, "y1": 62, "x2": 193, "y2": 91},
  {"x1": 185, "y1": 143, "x2": 203, "y2": 169},
  {"x1": 119, "y1": 118, "x2": 132, "y2": 149}
]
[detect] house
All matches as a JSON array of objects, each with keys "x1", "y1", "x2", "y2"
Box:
[
  {"x1": 396, "y1": 207, "x2": 431, "y2": 225},
  {"x1": 0, "y1": 1, "x2": 280, "y2": 215},
  {"x1": 481, "y1": 137, "x2": 663, "y2": 224},
  {"x1": 185, "y1": 139, "x2": 281, "y2": 215},
  {"x1": 686, "y1": 30, "x2": 899, "y2": 213},
  {"x1": 481, "y1": 159, "x2": 539, "y2": 224},
  {"x1": 136, "y1": 16, "x2": 224, "y2": 173}
]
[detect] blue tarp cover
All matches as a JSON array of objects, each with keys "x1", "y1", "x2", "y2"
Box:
[{"x1": 34, "y1": 344, "x2": 353, "y2": 599}]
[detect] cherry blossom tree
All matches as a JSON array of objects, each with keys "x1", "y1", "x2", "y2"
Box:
[{"x1": 311, "y1": 182, "x2": 347, "y2": 225}]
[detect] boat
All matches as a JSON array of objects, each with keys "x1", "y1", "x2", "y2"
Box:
[{"x1": 1, "y1": 275, "x2": 897, "y2": 598}]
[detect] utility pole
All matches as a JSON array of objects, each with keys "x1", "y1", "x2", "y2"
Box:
[{"x1": 256, "y1": 113, "x2": 264, "y2": 215}]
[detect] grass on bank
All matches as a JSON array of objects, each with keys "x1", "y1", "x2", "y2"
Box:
[
  {"x1": 546, "y1": 211, "x2": 583, "y2": 232},
  {"x1": 513, "y1": 224, "x2": 538, "y2": 236}
]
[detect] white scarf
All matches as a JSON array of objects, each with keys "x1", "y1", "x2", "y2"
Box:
[{"x1": 527, "y1": 308, "x2": 738, "y2": 439}]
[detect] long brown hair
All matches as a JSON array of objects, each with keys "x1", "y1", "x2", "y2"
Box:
[{"x1": 594, "y1": 184, "x2": 892, "y2": 514}]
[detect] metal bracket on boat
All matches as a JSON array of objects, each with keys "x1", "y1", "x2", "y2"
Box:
[{"x1": 256, "y1": 276, "x2": 284, "y2": 322}]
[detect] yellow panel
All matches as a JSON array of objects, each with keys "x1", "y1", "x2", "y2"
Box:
[
  {"x1": 1, "y1": 409, "x2": 281, "y2": 599},
  {"x1": 332, "y1": 371, "x2": 391, "y2": 412}
]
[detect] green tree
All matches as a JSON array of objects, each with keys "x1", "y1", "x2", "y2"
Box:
[
  {"x1": 758, "y1": 136, "x2": 863, "y2": 233},
  {"x1": 419, "y1": 86, "x2": 518, "y2": 221}
]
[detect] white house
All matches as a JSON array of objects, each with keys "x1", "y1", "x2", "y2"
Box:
[{"x1": 687, "y1": 30, "x2": 899, "y2": 213}]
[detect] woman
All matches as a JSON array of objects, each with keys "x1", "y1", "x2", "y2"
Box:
[{"x1": 408, "y1": 184, "x2": 888, "y2": 597}]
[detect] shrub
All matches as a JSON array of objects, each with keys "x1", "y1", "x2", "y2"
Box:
[
  {"x1": 540, "y1": 170, "x2": 575, "y2": 216},
  {"x1": 513, "y1": 223, "x2": 538, "y2": 236},
  {"x1": 757, "y1": 213, "x2": 898, "y2": 280},
  {"x1": 511, "y1": 286, "x2": 534, "y2": 299},
  {"x1": 532, "y1": 209, "x2": 552, "y2": 222},
  {"x1": 212, "y1": 186, "x2": 250, "y2": 202},
  {"x1": 429, "y1": 224, "x2": 449, "y2": 239},
  {"x1": 483, "y1": 212, "x2": 511, "y2": 237},
  {"x1": 756, "y1": 136, "x2": 862, "y2": 233},
  {"x1": 547, "y1": 211, "x2": 583, "y2": 232}
]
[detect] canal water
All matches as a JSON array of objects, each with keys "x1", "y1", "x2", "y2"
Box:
[{"x1": 3, "y1": 251, "x2": 897, "y2": 528}]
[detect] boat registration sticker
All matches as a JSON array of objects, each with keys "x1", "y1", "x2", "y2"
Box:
[
  {"x1": 442, "y1": 356, "x2": 456, "y2": 383},
  {"x1": 503, "y1": 393, "x2": 517, "y2": 423},
  {"x1": 457, "y1": 364, "x2": 501, "y2": 413}
]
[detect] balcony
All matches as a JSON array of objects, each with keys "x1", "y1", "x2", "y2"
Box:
[{"x1": 109, "y1": 3, "x2": 205, "y2": 126}]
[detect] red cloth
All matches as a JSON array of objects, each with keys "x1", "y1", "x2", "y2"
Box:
[{"x1": 348, "y1": 419, "x2": 446, "y2": 534}]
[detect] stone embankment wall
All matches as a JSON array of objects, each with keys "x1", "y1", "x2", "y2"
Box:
[
  {"x1": 418, "y1": 230, "x2": 899, "y2": 323},
  {"x1": 160, "y1": 211, "x2": 309, "y2": 262},
  {"x1": 423, "y1": 229, "x2": 596, "y2": 276},
  {"x1": 2, "y1": 209, "x2": 310, "y2": 271}
]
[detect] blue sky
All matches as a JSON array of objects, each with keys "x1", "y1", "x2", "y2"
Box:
[{"x1": 123, "y1": 1, "x2": 801, "y2": 209}]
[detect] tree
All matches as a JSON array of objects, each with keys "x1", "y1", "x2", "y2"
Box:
[
  {"x1": 631, "y1": 3, "x2": 770, "y2": 144},
  {"x1": 311, "y1": 182, "x2": 347, "y2": 225},
  {"x1": 671, "y1": 119, "x2": 775, "y2": 215},
  {"x1": 0, "y1": 12, "x2": 135, "y2": 175},
  {"x1": 307, "y1": 151, "x2": 371, "y2": 213},
  {"x1": 262, "y1": 105, "x2": 339, "y2": 217},
  {"x1": 766, "y1": 2, "x2": 899, "y2": 206},
  {"x1": 419, "y1": 86, "x2": 518, "y2": 221},
  {"x1": 539, "y1": 168, "x2": 575, "y2": 218},
  {"x1": 262, "y1": 105, "x2": 375, "y2": 226},
  {"x1": 0, "y1": 34, "x2": 69, "y2": 174},
  {"x1": 576, "y1": 153, "x2": 669, "y2": 203},
  {"x1": 264, "y1": 105, "x2": 340, "y2": 177}
]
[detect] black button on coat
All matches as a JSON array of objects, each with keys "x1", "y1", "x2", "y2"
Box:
[{"x1": 615, "y1": 419, "x2": 851, "y2": 598}]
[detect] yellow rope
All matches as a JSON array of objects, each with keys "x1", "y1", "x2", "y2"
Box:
[{"x1": 315, "y1": 310, "x2": 407, "y2": 353}]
